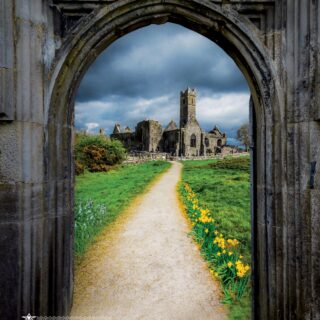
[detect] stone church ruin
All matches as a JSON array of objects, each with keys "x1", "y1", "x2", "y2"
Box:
[{"x1": 111, "y1": 88, "x2": 227, "y2": 156}]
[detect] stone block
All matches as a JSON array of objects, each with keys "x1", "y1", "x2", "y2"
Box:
[
  {"x1": 0, "y1": 222, "x2": 22, "y2": 318},
  {"x1": 0, "y1": 182, "x2": 45, "y2": 223},
  {"x1": 15, "y1": 18, "x2": 45, "y2": 123},
  {"x1": 0, "y1": 122, "x2": 44, "y2": 183},
  {"x1": 0, "y1": 0, "x2": 14, "y2": 120}
]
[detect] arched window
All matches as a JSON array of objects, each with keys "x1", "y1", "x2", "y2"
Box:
[
  {"x1": 205, "y1": 137, "x2": 209, "y2": 147},
  {"x1": 190, "y1": 134, "x2": 196, "y2": 147},
  {"x1": 217, "y1": 139, "x2": 222, "y2": 147}
]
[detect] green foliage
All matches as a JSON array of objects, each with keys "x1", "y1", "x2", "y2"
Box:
[
  {"x1": 74, "y1": 161, "x2": 171, "y2": 257},
  {"x1": 75, "y1": 134, "x2": 127, "y2": 174},
  {"x1": 180, "y1": 155, "x2": 251, "y2": 320},
  {"x1": 182, "y1": 156, "x2": 251, "y2": 259},
  {"x1": 180, "y1": 184, "x2": 251, "y2": 303},
  {"x1": 74, "y1": 200, "x2": 108, "y2": 255},
  {"x1": 75, "y1": 160, "x2": 85, "y2": 175},
  {"x1": 208, "y1": 156, "x2": 250, "y2": 172}
]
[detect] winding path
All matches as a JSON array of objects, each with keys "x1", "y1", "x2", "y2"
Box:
[{"x1": 71, "y1": 161, "x2": 227, "y2": 319}]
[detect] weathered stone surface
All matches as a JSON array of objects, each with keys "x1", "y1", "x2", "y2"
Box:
[
  {"x1": 0, "y1": 0, "x2": 319, "y2": 319},
  {"x1": 0, "y1": 0, "x2": 14, "y2": 120}
]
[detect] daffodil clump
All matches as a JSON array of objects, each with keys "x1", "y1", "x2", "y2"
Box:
[{"x1": 181, "y1": 183, "x2": 251, "y2": 303}]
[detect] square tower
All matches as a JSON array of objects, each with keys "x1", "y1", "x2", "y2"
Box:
[{"x1": 180, "y1": 88, "x2": 197, "y2": 128}]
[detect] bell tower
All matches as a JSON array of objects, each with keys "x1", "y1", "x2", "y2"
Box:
[{"x1": 180, "y1": 88, "x2": 196, "y2": 128}]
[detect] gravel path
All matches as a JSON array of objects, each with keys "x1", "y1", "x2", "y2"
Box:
[{"x1": 71, "y1": 161, "x2": 227, "y2": 319}]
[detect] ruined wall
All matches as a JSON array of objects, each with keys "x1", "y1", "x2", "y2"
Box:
[
  {"x1": 180, "y1": 121, "x2": 202, "y2": 156},
  {"x1": 136, "y1": 120, "x2": 163, "y2": 152},
  {"x1": 163, "y1": 129, "x2": 180, "y2": 155},
  {"x1": 110, "y1": 132, "x2": 137, "y2": 151},
  {"x1": 149, "y1": 120, "x2": 163, "y2": 152},
  {"x1": 204, "y1": 133, "x2": 227, "y2": 155}
]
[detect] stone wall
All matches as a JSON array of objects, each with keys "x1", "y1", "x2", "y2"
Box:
[
  {"x1": 204, "y1": 133, "x2": 227, "y2": 155},
  {"x1": 163, "y1": 129, "x2": 180, "y2": 155},
  {"x1": 180, "y1": 121, "x2": 202, "y2": 156},
  {"x1": 149, "y1": 120, "x2": 163, "y2": 152}
]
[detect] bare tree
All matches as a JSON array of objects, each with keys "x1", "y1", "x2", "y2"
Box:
[{"x1": 237, "y1": 123, "x2": 249, "y2": 151}]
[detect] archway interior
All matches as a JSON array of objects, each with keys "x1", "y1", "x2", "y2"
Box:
[
  {"x1": 46, "y1": 3, "x2": 276, "y2": 315},
  {"x1": 73, "y1": 21, "x2": 254, "y2": 317}
]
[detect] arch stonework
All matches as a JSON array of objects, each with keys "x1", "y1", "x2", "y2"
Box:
[{"x1": 0, "y1": 1, "x2": 319, "y2": 319}]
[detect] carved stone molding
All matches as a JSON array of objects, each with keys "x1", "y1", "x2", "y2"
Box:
[{"x1": 51, "y1": 0, "x2": 275, "y2": 44}]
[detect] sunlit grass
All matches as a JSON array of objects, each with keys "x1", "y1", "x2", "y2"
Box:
[
  {"x1": 180, "y1": 155, "x2": 251, "y2": 319},
  {"x1": 75, "y1": 161, "x2": 171, "y2": 257}
]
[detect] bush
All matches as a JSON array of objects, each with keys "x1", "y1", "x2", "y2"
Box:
[
  {"x1": 75, "y1": 134, "x2": 126, "y2": 174},
  {"x1": 75, "y1": 160, "x2": 85, "y2": 175}
]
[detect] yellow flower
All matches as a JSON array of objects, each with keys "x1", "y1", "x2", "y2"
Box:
[
  {"x1": 235, "y1": 260, "x2": 250, "y2": 278},
  {"x1": 227, "y1": 239, "x2": 240, "y2": 247},
  {"x1": 205, "y1": 228, "x2": 209, "y2": 234},
  {"x1": 217, "y1": 252, "x2": 221, "y2": 257},
  {"x1": 222, "y1": 250, "x2": 226, "y2": 254},
  {"x1": 214, "y1": 230, "x2": 218, "y2": 235},
  {"x1": 213, "y1": 236, "x2": 226, "y2": 249},
  {"x1": 228, "y1": 251, "x2": 233, "y2": 256},
  {"x1": 227, "y1": 262, "x2": 233, "y2": 268}
]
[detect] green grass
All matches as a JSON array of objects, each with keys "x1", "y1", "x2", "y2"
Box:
[
  {"x1": 180, "y1": 155, "x2": 251, "y2": 319},
  {"x1": 74, "y1": 161, "x2": 171, "y2": 257}
]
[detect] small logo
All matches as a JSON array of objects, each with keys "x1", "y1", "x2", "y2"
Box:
[{"x1": 22, "y1": 314, "x2": 36, "y2": 320}]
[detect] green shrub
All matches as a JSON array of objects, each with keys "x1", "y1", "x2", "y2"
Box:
[
  {"x1": 75, "y1": 160, "x2": 85, "y2": 175},
  {"x1": 75, "y1": 134, "x2": 126, "y2": 174}
]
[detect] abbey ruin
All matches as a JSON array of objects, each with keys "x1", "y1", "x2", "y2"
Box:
[{"x1": 111, "y1": 89, "x2": 227, "y2": 156}]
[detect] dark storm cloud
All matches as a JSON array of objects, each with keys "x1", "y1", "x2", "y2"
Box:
[
  {"x1": 75, "y1": 23, "x2": 250, "y2": 136},
  {"x1": 76, "y1": 23, "x2": 248, "y2": 103}
]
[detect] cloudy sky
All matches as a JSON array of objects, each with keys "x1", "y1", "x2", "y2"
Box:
[{"x1": 75, "y1": 23, "x2": 250, "y2": 141}]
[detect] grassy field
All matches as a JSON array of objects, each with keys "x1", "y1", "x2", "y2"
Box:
[
  {"x1": 180, "y1": 155, "x2": 251, "y2": 320},
  {"x1": 74, "y1": 161, "x2": 171, "y2": 257}
]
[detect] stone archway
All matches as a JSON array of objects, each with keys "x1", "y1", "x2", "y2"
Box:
[
  {"x1": 0, "y1": 1, "x2": 319, "y2": 319},
  {"x1": 48, "y1": 2, "x2": 280, "y2": 317}
]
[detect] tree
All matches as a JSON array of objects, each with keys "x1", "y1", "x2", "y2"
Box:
[{"x1": 237, "y1": 123, "x2": 250, "y2": 151}]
